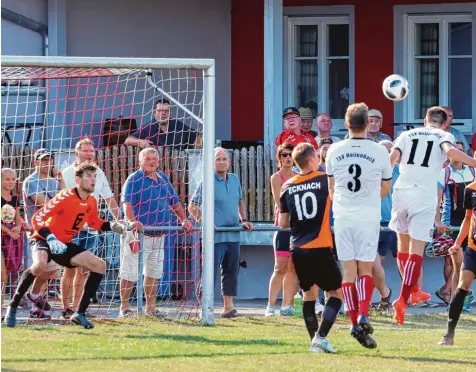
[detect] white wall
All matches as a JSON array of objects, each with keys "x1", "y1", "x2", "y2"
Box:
[{"x1": 65, "y1": 0, "x2": 232, "y2": 140}]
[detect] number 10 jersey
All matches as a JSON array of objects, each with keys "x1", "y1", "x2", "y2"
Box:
[
  {"x1": 326, "y1": 138, "x2": 393, "y2": 223},
  {"x1": 279, "y1": 171, "x2": 333, "y2": 250}
]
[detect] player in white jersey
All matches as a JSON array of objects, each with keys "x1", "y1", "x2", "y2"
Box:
[
  {"x1": 389, "y1": 106, "x2": 476, "y2": 325},
  {"x1": 326, "y1": 103, "x2": 392, "y2": 348}
]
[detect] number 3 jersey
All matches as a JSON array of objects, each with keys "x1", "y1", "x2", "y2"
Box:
[
  {"x1": 326, "y1": 138, "x2": 393, "y2": 222},
  {"x1": 279, "y1": 171, "x2": 333, "y2": 250},
  {"x1": 31, "y1": 188, "x2": 106, "y2": 243},
  {"x1": 393, "y1": 127, "x2": 455, "y2": 195}
]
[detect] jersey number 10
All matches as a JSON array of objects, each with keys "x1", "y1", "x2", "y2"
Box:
[{"x1": 294, "y1": 192, "x2": 318, "y2": 221}]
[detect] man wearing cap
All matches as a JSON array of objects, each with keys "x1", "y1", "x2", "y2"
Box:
[
  {"x1": 275, "y1": 107, "x2": 318, "y2": 149},
  {"x1": 442, "y1": 106, "x2": 471, "y2": 155},
  {"x1": 21, "y1": 148, "x2": 65, "y2": 318},
  {"x1": 315, "y1": 113, "x2": 341, "y2": 144},
  {"x1": 299, "y1": 107, "x2": 317, "y2": 138},
  {"x1": 344, "y1": 109, "x2": 392, "y2": 142}
]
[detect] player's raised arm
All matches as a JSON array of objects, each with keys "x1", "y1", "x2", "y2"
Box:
[
  {"x1": 390, "y1": 132, "x2": 405, "y2": 167},
  {"x1": 443, "y1": 142, "x2": 476, "y2": 168}
]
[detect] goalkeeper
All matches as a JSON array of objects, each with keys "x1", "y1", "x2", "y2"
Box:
[{"x1": 4, "y1": 163, "x2": 127, "y2": 329}]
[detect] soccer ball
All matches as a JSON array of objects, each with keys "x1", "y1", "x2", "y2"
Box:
[{"x1": 382, "y1": 74, "x2": 409, "y2": 101}]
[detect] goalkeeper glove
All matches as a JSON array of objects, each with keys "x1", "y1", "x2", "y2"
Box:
[
  {"x1": 110, "y1": 221, "x2": 127, "y2": 236},
  {"x1": 47, "y1": 234, "x2": 68, "y2": 255}
]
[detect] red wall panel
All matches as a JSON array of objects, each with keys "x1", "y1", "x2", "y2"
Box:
[{"x1": 231, "y1": 0, "x2": 474, "y2": 140}]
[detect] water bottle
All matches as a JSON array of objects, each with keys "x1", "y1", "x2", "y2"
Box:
[{"x1": 294, "y1": 292, "x2": 303, "y2": 318}]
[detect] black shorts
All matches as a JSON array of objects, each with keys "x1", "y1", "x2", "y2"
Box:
[
  {"x1": 273, "y1": 231, "x2": 291, "y2": 255},
  {"x1": 449, "y1": 231, "x2": 468, "y2": 250},
  {"x1": 30, "y1": 238, "x2": 86, "y2": 269},
  {"x1": 291, "y1": 247, "x2": 342, "y2": 292},
  {"x1": 378, "y1": 228, "x2": 397, "y2": 258},
  {"x1": 462, "y1": 248, "x2": 476, "y2": 275}
]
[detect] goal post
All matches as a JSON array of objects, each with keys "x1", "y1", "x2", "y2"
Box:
[{"x1": 1, "y1": 55, "x2": 216, "y2": 325}]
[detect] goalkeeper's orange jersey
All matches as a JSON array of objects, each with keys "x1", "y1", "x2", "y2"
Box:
[{"x1": 31, "y1": 188, "x2": 106, "y2": 243}]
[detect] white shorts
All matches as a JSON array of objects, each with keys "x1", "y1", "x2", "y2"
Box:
[
  {"x1": 389, "y1": 188, "x2": 437, "y2": 243},
  {"x1": 119, "y1": 232, "x2": 165, "y2": 282},
  {"x1": 334, "y1": 218, "x2": 380, "y2": 262}
]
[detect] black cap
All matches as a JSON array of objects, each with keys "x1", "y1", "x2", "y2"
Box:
[
  {"x1": 34, "y1": 148, "x2": 53, "y2": 160},
  {"x1": 282, "y1": 107, "x2": 300, "y2": 118}
]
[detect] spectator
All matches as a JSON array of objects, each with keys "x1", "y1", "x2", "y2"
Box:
[
  {"x1": 1, "y1": 168, "x2": 27, "y2": 313},
  {"x1": 298, "y1": 107, "x2": 317, "y2": 137},
  {"x1": 60, "y1": 138, "x2": 121, "y2": 319},
  {"x1": 371, "y1": 140, "x2": 399, "y2": 313},
  {"x1": 125, "y1": 99, "x2": 202, "y2": 150},
  {"x1": 317, "y1": 138, "x2": 333, "y2": 172},
  {"x1": 23, "y1": 149, "x2": 65, "y2": 224},
  {"x1": 22, "y1": 148, "x2": 64, "y2": 318},
  {"x1": 442, "y1": 106, "x2": 471, "y2": 155},
  {"x1": 275, "y1": 107, "x2": 318, "y2": 149},
  {"x1": 314, "y1": 113, "x2": 341, "y2": 144},
  {"x1": 435, "y1": 140, "x2": 475, "y2": 310},
  {"x1": 119, "y1": 148, "x2": 192, "y2": 317},
  {"x1": 189, "y1": 147, "x2": 253, "y2": 318},
  {"x1": 344, "y1": 109, "x2": 392, "y2": 142},
  {"x1": 265, "y1": 143, "x2": 298, "y2": 317}
]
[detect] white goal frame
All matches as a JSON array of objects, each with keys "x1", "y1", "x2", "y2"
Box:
[{"x1": 1, "y1": 55, "x2": 216, "y2": 326}]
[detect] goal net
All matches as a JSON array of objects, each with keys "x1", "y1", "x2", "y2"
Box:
[{"x1": 1, "y1": 56, "x2": 216, "y2": 325}]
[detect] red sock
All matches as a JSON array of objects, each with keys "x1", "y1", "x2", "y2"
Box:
[
  {"x1": 400, "y1": 254, "x2": 423, "y2": 302},
  {"x1": 357, "y1": 275, "x2": 374, "y2": 317},
  {"x1": 342, "y1": 282, "x2": 359, "y2": 325},
  {"x1": 397, "y1": 252, "x2": 409, "y2": 278}
]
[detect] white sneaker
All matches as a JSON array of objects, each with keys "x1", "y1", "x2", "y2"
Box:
[
  {"x1": 265, "y1": 305, "x2": 276, "y2": 317},
  {"x1": 315, "y1": 302, "x2": 325, "y2": 315},
  {"x1": 309, "y1": 335, "x2": 337, "y2": 353}
]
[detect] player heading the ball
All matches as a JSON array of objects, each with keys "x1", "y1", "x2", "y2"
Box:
[{"x1": 389, "y1": 106, "x2": 476, "y2": 325}]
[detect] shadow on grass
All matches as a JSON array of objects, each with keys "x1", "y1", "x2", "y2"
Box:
[
  {"x1": 123, "y1": 333, "x2": 291, "y2": 346},
  {"x1": 371, "y1": 354, "x2": 476, "y2": 366},
  {"x1": 2, "y1": 350, "x2": 300, "y2": 364}
]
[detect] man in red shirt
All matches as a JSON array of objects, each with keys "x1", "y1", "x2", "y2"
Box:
[{"x1": 275, "y1": 107, "x2": 318, "y2": 150}]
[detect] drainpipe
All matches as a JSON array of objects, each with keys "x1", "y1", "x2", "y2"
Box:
[{"x1": 1, "y1": 7, "x2": 48, "y2": 56}]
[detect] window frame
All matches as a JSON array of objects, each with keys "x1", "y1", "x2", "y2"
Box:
[
  {"x1": 285, "y1": 15, "x2": 354, "y2": 133},
  {"x1": 404, "y1": 14, "x2": 472, "y2": 131},
  {"x1": 394, "y1": 3, "x2": 476, "y2": 136}
]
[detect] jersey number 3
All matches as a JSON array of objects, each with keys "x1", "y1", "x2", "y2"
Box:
[
  {"x1": 294, "y1": 192, "x2": 318, "y2": 221},
  {"x1": 407, "y1": 139, "x2": 434, "y2": 167},
  {"x1": 347, "y1": 164, "x2": 362, "y2": 192}
]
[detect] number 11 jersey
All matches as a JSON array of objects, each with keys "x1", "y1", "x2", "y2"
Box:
[
  {"x1": 393, "y1": 127, "x2": 455, "y2": 195},
  {"x1": 326, "y1": 138, "x2": 392, "y2": 222}
]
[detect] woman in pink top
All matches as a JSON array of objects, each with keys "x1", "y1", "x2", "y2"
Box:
[{"x1": 265, "y1": 143, "x2": 299, "y2": 317}]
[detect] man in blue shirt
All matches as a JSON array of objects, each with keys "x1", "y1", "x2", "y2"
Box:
[
  {"x1": 119, "y1": 147, "x2": 192, "y2": 318},
  {"x1": 371, "y1": 140, "x2": 399, "y2": 313},
  {"x1": 189, "y1": 147, "x2": 253, "y2": 318},
  {"x1": 22, "y1": 148, "x2": 65, "y2": 319},
  {"x1": 125, "y1": 99, "x2": 201, "y2": 150},
  {"x1": 443, "y1": 106, "x2": 471, "y2": 155}
]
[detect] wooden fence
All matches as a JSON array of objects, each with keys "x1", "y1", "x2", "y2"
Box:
[{"x1": 1, "y1": 144, "x2": 278, "y2": 222}]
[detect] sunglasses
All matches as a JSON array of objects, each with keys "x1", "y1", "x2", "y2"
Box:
[{"x1": 280, "y1": 152, "x2": 292, "y2": 158}]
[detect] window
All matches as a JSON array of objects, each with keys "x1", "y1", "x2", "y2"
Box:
[
  {"x1": 286, "y1": 17, "x2": 353, "y2": 131},
  {"x1": 405, "y1": 15, "x2": 472, "y2": 132}
]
